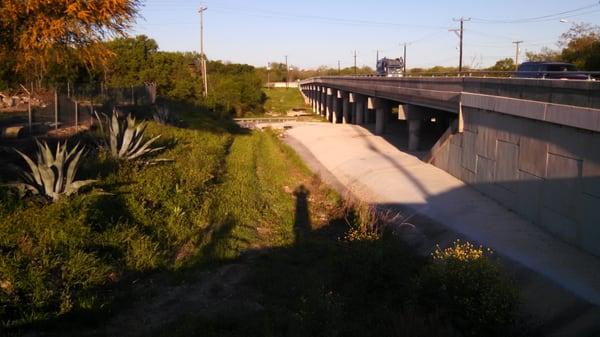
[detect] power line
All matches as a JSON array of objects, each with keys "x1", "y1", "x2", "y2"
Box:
[
  {"x1": 471, "y1": 1, "x2": 600, "y2": 24},
  {"x1": 146, "y1": 3, "x2": 451, "y2": 30}
]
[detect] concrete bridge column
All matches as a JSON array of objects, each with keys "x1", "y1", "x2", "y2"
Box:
[
  {"x1": 373, "y1": 98, "x2": 393, "y2": 135},
  {"x1": 405, "y1": 104, "x2": 426, "y2": 151},
  {"x1": 341, "y1": 91, "x2": 351, "y2": 124},
  {"x1": 319, "y1": 87, "x2": 327, "y2": 116},
  {"x1": 312, "y1": 86, "x2": 318, "y2": 113},
  {"x1": 349, "y1": 93, "x2": 358, "y2": 124},
  {"x1": 354, "y1": 94, "x2": 366, "y2": 125},
  {"x1": 333, "y1": 90, "x2": 343, "y2": 124},
  {"x1": 366, "y1": 97, "x2": 376, "y2": 124},
  {"x1": 326, "y1": 88, "x2": 336, "y2": 122},
  {"x1": 302, "y1": 86, "x2": 310, "y2": 105}
]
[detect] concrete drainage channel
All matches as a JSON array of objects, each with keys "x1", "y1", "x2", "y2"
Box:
[{"x1": 281, "y1": 122, "x2": 600, "y2": 337}]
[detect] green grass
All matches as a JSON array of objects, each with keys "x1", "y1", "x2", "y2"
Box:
[
  {"x1": 263, "y1": 88, "x2": 310, "y2": 115},
  {"x1": 0, "y1": 107, "x2": 321, "y2": 331},
  {"x1": 0, "y1": 103, "x2": 523, "y2": 336}
]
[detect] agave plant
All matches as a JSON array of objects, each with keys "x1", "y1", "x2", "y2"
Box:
[
  {"x1": 153, "y1": 104, "x2": 172, "y2": 125},
  {"x1": 9, "y1": 140, "x2": 95, "y2": 202},
  {"x1": 97, "y1": 110, "x2": 164, "y2": 160}
]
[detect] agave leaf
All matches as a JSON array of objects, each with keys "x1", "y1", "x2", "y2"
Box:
[
  {"x1": 126, "y1": 114, "x2": 136, "y2": 129},
  {"x1": 14, "y1": 149, "x2": 43, "y2": 187},
  {"x1": 119, "y1": 123, "x2": 135, "y2": 157},
  {"x1": 66, "y1": 147, "x2": 85, "y2": 186},
  {"x1": 110, "y1": 112, "x2": 120, "y2": 157},
  {"x1": 66, "y1": 142, "x2": 80, "y2": 162},
  {"x1": 41, "y1": 140, "x2": 54, "y2": 166},
  {"x1": 38, "y1": 164, "x2": 57, "y2": 198},
  {"x1": 94, "y1": 111, "x2": 105, "y2": 136},
  {"x1": 54, "y1": 143, "x2": 67, "y2": 193},
  {"x1": 65, "y1": 180, "x2": 97, "y2": 196},
  {"x1": 127, "y1": 135, "x2": 162, "y2": 160},
  {"x1": 128, "y1": 124, "x2": 149, "y2": 157}
]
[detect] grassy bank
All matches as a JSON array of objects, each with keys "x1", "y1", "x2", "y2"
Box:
[
  {"x1": 1, "y1": 108, "x2": 523, "y2": 336},
  {"x1": 263, "y1": 88, "x2": 310, "y2": 115}
]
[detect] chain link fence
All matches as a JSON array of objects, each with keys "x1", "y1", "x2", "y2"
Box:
[{"x1": 0, "y1": 83, "x2": 157, "y2": 139}]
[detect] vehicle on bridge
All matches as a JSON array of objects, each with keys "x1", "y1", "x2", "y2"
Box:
[
  {"x1": 515, "y1": 62, "x2": 590, "y2": 80},
  {"x1": 376, "y1": 57, "x2": 404, "y2": 77}
]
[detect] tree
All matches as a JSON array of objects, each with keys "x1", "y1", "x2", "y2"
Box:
[
  {"x1": 558, "y1": 22, "x2": 600, "y2": 47},
  {"x1": 0, "y1": 0, "x2": 141, "y2": 81},
  {"x1": 525, "y1": 47, "x2": 561, "y2": 62},
  {"x1": 487, "y1": 58, "x2": 515, "y2": 71},
  {"x1": 559, "y1": 22, "x2": 600, "y2": 70},
  {"x1": 106, "y1": 35, "x2": 159, "y2": 87}
]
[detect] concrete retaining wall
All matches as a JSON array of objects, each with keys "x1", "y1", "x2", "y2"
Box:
[
  {"x1": 431, "y1": 100, "x2": 600, "y2": 257},
  {"x1": 266, "y1": 82, "x2": 299, "y2": 88}
]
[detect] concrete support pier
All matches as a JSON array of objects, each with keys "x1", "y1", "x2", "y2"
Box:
[
  {"x1": 365, "y1": 98, "x2": 376, "y2": 124},
  {"x1": 333, "y1": 90, "x2": 343, "y2": 124},
  {"x1": 341, "y1": 91, "x2": 351, "y2": 124},
  {"x1": 406, "y1": 104, "x2": 426, "y2": 151},
  {"x1": 326, "y1": 88, "x2": 335, "y2": 122},
  {"x1": 319, "y1": 87, "x2": 326, "y2": 116},
  {"x1": 352, "y1": 94, "x2": 365, "y2": 125},
  {"x1": 373, "y1": 98, "x2": 392, "y2": 135},
  {"x1": 314, "y1": 87, "x2": 318, "y2": 114}
]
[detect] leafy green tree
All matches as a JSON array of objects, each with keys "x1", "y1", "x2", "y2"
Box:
[
  {"x1": 559, "y1": 22, "x2": 600, "y2": 70},
  {"x1": 106, "y1": 35, "x2": 159, "y2": 87},
  {"x1": 487, "y1": 58, "x2": 515, "y2": 71},
  {"x1": 525, "y1": 47, "x2": 561, "y2": 62}
]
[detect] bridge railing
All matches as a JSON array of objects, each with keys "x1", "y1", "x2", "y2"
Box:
[{"x1": 301, "y1": 70, "x2": 600, "y2": 82}]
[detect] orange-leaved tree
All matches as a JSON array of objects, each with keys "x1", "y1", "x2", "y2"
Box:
[{"x1": 0, "y1": 0, "x2": 142, "y2": 82}]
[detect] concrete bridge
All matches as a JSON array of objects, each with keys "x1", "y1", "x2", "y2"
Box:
[{"x1": 299, "y1": 76, "x2": 600, "y2": 257}]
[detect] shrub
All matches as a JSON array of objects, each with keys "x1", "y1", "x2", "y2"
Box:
[{"x1": 415, "y1": 240, "x2": 519, "y2": 336}]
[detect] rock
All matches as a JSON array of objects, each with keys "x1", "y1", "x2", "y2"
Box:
[{"x1": 2, "y1": 96, "x2": 15, "y2": 107}]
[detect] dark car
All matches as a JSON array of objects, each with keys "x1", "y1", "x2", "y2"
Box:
[{"x1": 515, "y1": 62, "x2": 590, "y2": 80}]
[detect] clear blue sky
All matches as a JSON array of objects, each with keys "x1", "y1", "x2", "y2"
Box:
[{"x1": 133, "y1": 0, "x2": 600, "y2": 69}]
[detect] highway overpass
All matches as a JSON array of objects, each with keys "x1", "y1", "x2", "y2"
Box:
[{"x1": 299, "y1": 76, "x2": 600, "y2": 257}]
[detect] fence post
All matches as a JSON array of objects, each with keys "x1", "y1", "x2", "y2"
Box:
[
  {"x1": 54, "y1": 89, "x2": 58, "y2": 130},
  {"x1": 75, "y1": 100, "x2": 78, "y2": 132},
  {"x1": 90, "y1": 98, "x2": 94, "y2": 127},
  {"x1": 28, "y1": 91, "x2": 32, "y2": 134}
]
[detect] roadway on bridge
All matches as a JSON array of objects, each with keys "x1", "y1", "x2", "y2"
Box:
[{"x1": 283, "y1": 121, "x2": 600, "y2": 334}]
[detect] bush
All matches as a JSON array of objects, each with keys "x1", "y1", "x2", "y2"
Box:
[{"x1": 415, "y1": 240, "x2": 519, "y2": 336}]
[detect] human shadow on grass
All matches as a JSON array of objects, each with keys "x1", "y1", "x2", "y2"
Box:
[{"x1": 7, "y1": 182, "x2": 532, "y2": 337}]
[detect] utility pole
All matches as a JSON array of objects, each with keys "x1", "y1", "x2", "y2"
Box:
[
  {"x1": 199, "y1": 6, "x2": 208, "y2": 97},
  {"x1": 338, "y1": 60, "x2": 341, "y2": 75},
  {"x1": 451, "y1": 17, "x2": 470, "y2": 73},
  {"x1": 285, "y1": 55, "x2": 289, "y2": 89},
  {"x1": 353, "y1": 50, "x2": 357, "y2": 76},
  {"x1": 513, "y1": 40, "x2": 523, "y2": 71},
  {"x1": 403, "y1": 43, "x2": 407, "y2": 76},
  {"x1": 376, "y1": 50, "x2": 379, "y2": 64},
  {"x1": 267, "y1": 62, "x2": 271, "y2": 85}
]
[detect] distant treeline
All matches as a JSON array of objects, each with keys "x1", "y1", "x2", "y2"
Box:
[{"x1": 0, "y1": 35, "x2": 265, "y2": 116}]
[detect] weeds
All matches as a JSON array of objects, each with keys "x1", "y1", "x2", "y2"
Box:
[{"x1": 0, "y1": 110, "x2": 521, "y2": 336}]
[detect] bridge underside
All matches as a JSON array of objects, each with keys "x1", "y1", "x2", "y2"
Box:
[{"x1": 299, "y1": 77, "x2": 600, "y2": 258}]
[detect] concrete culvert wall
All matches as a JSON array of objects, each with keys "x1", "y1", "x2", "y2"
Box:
[{"x1": 429, "y1": 103, "x2": 600, "y2": 257}]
